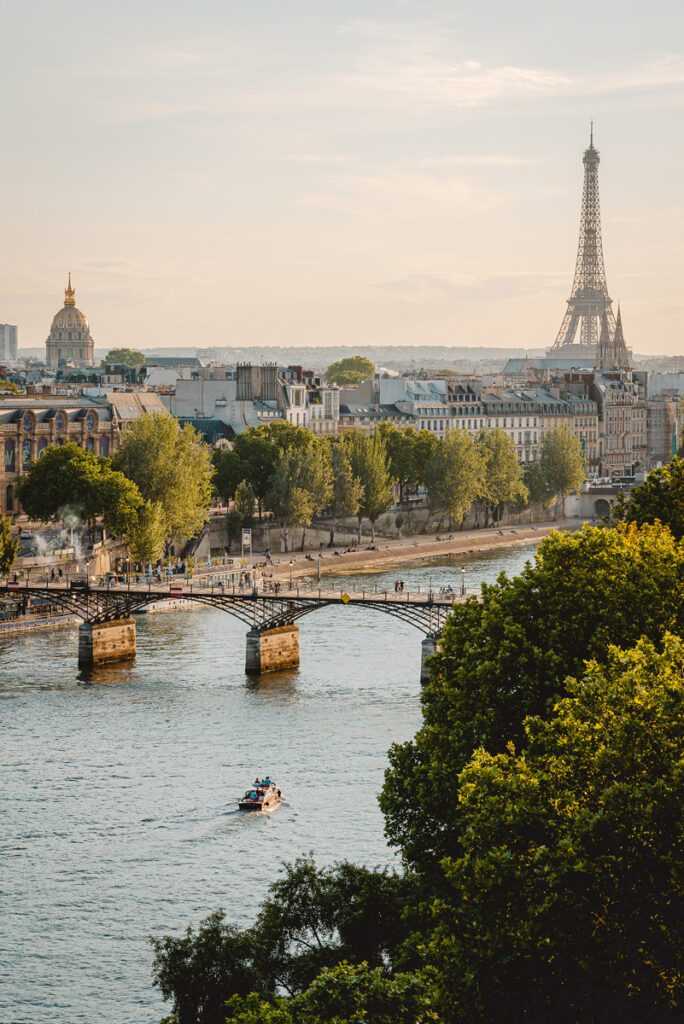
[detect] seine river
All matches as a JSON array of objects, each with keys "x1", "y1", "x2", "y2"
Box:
[{"x1": 1, "y1": 544, "x2": 535, "y2": 1024}]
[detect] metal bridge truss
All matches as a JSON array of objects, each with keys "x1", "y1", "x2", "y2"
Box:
[{"x1": 3, "y1": 586, "x2": 455, "y2": 638}]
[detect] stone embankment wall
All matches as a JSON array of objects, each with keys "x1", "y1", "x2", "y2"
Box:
[{"x1": 197, "y1": 497, "x2": 582, "y2": 556}]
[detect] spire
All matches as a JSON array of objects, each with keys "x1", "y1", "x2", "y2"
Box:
[
  {"x1": 612, "y1": 303, "x2": 631, "y2": 369},
  {"x1": 596, "y1": 310, "x2": 612, "y2": 369},
  {"x1": 590, "y1": 120, "x2": 594, "y2": 149},
  {"x1": 64, "y1": 272, "x2": 75, "y2": 307}
]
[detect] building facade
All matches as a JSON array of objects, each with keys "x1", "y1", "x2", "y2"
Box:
[
  {"x1": 45, "y1": 275, "x2": 95, "y2": 369},
  {"x1": 0, "y1": 392, "x2": 165, "y2": 515},
  {"x1": 338, "y1": 377, "x2": 599, "y2": 465},
  {"x1": 0, "y1": 324, "x2": 18, "y2": 363}
]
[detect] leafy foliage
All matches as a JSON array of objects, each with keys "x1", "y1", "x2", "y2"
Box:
[
  {"x1": 0, "y1": 513, "x2": 18, "y2": 575},
  {"x1": 103, "y1": 348, "x2": 146, "y2": 366},
  {"x1": 377, "y1": 424, "x2": 439, "y2": 504},
  {"x1": 16, "y1": 442, "x2": 142, "y2": 535},
  {"x1": 427, "y1": 635, "x2": 684, "y2": 1024},
  {"x1": 423, "y1": 429, "x2": 483, "y2": 527},
  {"x1": 346, "y1": 431, "x2": 395, "y2": 541},
  {"x1": 381, "y1": 522, "x2": 684, "y2": 872},
  {"x1": 616, "y1": 457, "x2": 684, "y2": 539},
  {"x1": 128, "y1": 500, "x2": 167, "y2": 563},
  {"x1": 112, "y1": 414, "x2": 213, "y2": 542},
  {"x1": 475, "y1": 427, "x2": 528, "y2": 525},
  {"x1": 327, "y1": 442, "x2": 363, "y2": 544},
  {"x1": 325, "y1": 356, "x2": 375, "y2": 387},
  {"x1": 151, "y1": 859, "x2": 412, "y2": 1024},
  {"x1": 539, "y1": 425, "x2": 585, "y2": 517},
  {"x1": 225, "y1": 963, "x2": 438, "y2": 1024}
]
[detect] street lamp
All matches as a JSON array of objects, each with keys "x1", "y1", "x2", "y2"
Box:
[
  {"x1": 317, "y1": 552, "x2": 322, "y2": 582},
  {"x1": 461, "y1": 566, "x2": 466, "y2": 596},
  {"x1": 86, "y1": 559, "x2": 91, "y2": 586}
]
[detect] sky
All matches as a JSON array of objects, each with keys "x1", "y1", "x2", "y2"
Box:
[{"x1": 1, "y1": 0, "x2": 684, "y2": 354}]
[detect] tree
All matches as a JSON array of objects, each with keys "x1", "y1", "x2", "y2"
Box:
[
  {"x1": 475, "y1": 428, "x2": 527, "y2": 526},
  {"x1": 376, "y1": 424, "x2": 417, "y2": 506},
  {"x1": 0, "y1": 380, "x2": 22, "y2": 394},
  {"x1": 16, "y1": 442, "x2": 142, "y2": 536},
  {"x1": 231, "y1": 431, "x2": 281, "y2": 519},
  {"x1": 233, "y1": 480, "x2": 255, "y2": 527},
  {"x1": 423, "y1": 430, "x2": 483, "y2": 529},
  {"x1": 103, "y1": 348, "x2": 146, "y2": 366},
  {"x1": 112, "y1": 414, "x2": 213, "y2": 543},
  {"x1": 128, "y1": 501, "x2": 167, "y2": 564},
  {"x1": 427, "y1": 635, "x2": 684, "y2": 1024},
  {"x1": 616, "y1": 456, "x2": 684, "y2": 539},
  {"x1": 151, "y1": 859, "x2": 412, "y2": 1024},
  {"x1": 0, "y1": 513, "x2": 18, "y2": 575},
  {"x1": 212, "y1": 448, "x2": 244, "y2": 506},
  {"x1": 380, "y1": 521, "x2": 684, "y2": 874},
  {"x1": 347, "y1": 431, "x2": 395, "y2": 542},
  {"x1": 151, "y1": 912, "x2": 266, "y2": 1024},
  {"x1": 267, "y1": 452, "x2": 314, "y2": 552},
  {"x1": 523, "y1": 460, "x2": 553, "y2": 513},
  {"x1": 325, "y1": 356, "x2": 375, "y2": 387},
  {"x1": 326, "y1": 442, "x2": 363, "y2": 546},
  {"x1": 224, "y1": 964, "x2": 437, "y2": 1024},
  {"x1": 539, "y1": 425, "x2": 585, "y2": 519}
]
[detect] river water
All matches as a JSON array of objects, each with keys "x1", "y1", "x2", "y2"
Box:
[{"x1": 1, "y1": 544, "x2": 536, "y2": 1024}]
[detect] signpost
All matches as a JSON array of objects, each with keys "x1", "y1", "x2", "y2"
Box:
[{"x1": 241, "y1": 528, "x2": 253, "y2": 580}]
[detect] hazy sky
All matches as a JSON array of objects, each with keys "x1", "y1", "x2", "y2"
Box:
[{"x1": 2, "y1": 0, "x2": 684, "y2": 353}]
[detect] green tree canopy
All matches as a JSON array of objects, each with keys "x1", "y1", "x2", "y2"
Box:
[
  {"x1": 381, "y1": 521, "x2": 684, "y2": 873},
  {"x1": 102, "y1": 348, "x2": 146, "y2": 366},
  {"x1": 224, "y1": 964, "x2": 437, "y2": 1024},
  {"x1": 616, "y1": 457, "x2": 684, "y2": 539},
  {"x1": 326, "y1": 441, "x2": 364, "y2": 545},
  {"x1": 427, "y1": 634, "x2": 684, "y2": 1024},
  {"x1": 539, "y1": 425, "x2": 585, "y2": 518},
  {"x1": 112, "y1": 414, "x2": 213, "y2": 542},
  {"x1": 325, "y1": 356, "x2": 376, "y2": 387},
  {"x1": 346, "y1": 431, "x2": 395, "y2": 541},
  {"x1": 151, "y1": 859, "x2": 412, "y2": 1024},
  {"x1": 267, "y1": 453, "x2": 314, "y2": 552},
  {"x1": 423, "y1": 429, "x2": 483, "y2": 528},
  {"x1": 16, "y1": 441, "x2": 142, "y2": 535},
  {"x1": 0, "y1": 513, "x2": 18, "y2": 575},
  {"x1": 128, "y1": 500, "x2": 167, "y2": 564},
  {"x1": 376, "y1": 424, "x2": 438, "y2": 505},
  {"x1": 475, "y1": 427, "x2": 528, "y2": 525}
]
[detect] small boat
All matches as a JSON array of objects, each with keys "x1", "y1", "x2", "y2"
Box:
[{"x1": 238, "y1": 777, "x2": 283, "y2": 813}]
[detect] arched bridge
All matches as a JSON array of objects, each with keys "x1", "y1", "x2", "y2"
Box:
[{"x1": 0, "y1": 579, "x2": 464, "y2": 678}]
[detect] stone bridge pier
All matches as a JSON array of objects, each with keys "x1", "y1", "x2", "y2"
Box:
[
  {"x1": 78, "y1": 619, "x2": 137, "y2": 669},
  {"x1": 245, "y1": 624, "x2": 300, "y2": 674}
]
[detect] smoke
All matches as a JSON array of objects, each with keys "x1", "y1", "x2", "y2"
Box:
[{"x1": 57, "y1": 505, "x2": 85, "y2": 563}]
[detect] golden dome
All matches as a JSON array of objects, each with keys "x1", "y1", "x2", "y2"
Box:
[
  {"x1": 45, "y1": 273, "x2": 95, "y2": 368},
  {"x1": 50, "y1": 305, "x2": 90, "y2": 331},
  {"x1": 50, "y1": 273, "x2": 90, "y2": 331}
]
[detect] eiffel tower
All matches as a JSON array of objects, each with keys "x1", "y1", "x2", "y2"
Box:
[{"x1": 550, "y1": 127, "x2": 623, "y2": 364}]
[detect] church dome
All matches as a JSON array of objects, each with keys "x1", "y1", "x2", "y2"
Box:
[
  {"x1": 50, "y1": 305, "x2": 90, "y2": 332},
  {"x1": 45, "y1": 273, "x2": 95, "y2": 369}
]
